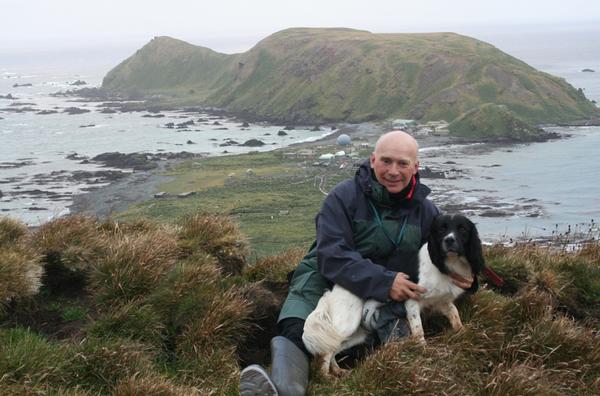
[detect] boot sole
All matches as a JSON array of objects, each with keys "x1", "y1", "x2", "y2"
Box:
[{"x1": 240, "y1": 364, "x2": 278, "y2": 396}]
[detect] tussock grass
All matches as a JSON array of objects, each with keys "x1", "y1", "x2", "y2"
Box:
[
  {"x1": 86, "y1": 300, "x2": 166, "y2": 345},
  {"x1": 65, "y1": 337, "x2": 157, "y2": 391},
  {"x1": 0, "y1": 216, "x2": 28, "y2": 248},
  {"x1": 29, "y1": 215, "x2": 104, "y2": 271},
  {"x1": 2, "y1": 214, "x2": 600, "y2": 394},
  {"x1": 177, "y1": 212, "x2": 249, "y2": 275},
  {"x1": 0, "y1": 217, "x2": 43, "y2": 312},
  {"x1": 176, "y1": 288, "x2": 252, "y2": 357},
  {"x1": 112, "y1": 376, "x2": 200, "y2": 396},
  {"x1": 0, "y1": 248, "x2": 43, "y2": 310},
  {"x1": 0, "y1": 327, "x2": 69, "y2": 387},
  {"x1": 88, "y1": 229, "x2": 180, "y2": 307},
  {"x1": 244, "y1": 246, "x2": 305, "y2": 284}
]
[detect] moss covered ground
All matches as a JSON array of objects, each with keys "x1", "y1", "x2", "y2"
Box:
[{"x1": 118, "y1": 148, "x2": 363, "y2": 257}]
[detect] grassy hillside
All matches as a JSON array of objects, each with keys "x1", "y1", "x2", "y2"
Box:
[
  {"x1": 449, "y1": 103, "x2": 545, "y2": 141},
  {"x1": 1, "y1": 211, "x2": 600, "y2": 395},
  {"x1": 102, "y1": 36, "x2": 233, "y2": 99},
  {"x1": 101, "y1": 28, "x2": 599, "y2": 129}
]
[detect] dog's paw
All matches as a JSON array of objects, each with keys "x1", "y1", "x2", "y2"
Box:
[{"x1": 330, "y1": 365, "x2": 351, "y2": 378}]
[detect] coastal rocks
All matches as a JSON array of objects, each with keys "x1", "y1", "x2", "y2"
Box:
[
  {"x1": 63, "y1": 107, "x2": 91, "y2": 115},
  {"x1": 37, "y1": 110, "x2": 59, "y2": 115},
  {"x1": 241, "y1": 139, "x2": 265, "y2": 147},
  {"x1": 90, "y1": 151, "x2": 197, "y2": 171},
  {"x1": 0, "y1": 160, "x2": 34, "y2": 169},
  {"x1": 79, "y1": 124, "x2": 95, "y2": 128},
  {"x1": 176, "y1": 120, "x2": 195, "y2": 129},
  {"x1": 220, "y1": 140, "x2": 239, "y2": 147},
  {"x1": 277, "y1": 130, "x2": 288, "y2": 136},
  {"x1": 419, "y1": 166, "x2": 447, "y2": 179},
  {"x1": 66, "y1": 153, "x2": 89, "y2": 161},
  {"x1": 13, "y1": 83, "x2": 33, "y2": 88},
  {"x1": 0, "y1": 93, "x2": 15, "y2": 99},
  {"x1": 1, "y1": 106, "x2": 38, "y2": 113},
  {"x1": 582, "y1": 68, "x2": 595, "y2": 72},
  {"x1": 92, "y1": 152, "x2": 158, "y2": 171},
  {"x1": 69, "y1": 80, "x2": 87, "y2": 86},
  {"x1": 100, "y1": 108, "x2": 117, "y2": 114}
]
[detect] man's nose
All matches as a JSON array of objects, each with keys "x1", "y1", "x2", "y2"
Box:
[{"x1": 388, "y1": 164, "x2": 400, "y2": 175}]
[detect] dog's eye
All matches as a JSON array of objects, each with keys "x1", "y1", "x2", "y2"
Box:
[{"x1": 458, "y1": 225, "x2": 468, "y2": 235}]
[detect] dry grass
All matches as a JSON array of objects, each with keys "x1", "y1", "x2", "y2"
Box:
[
  {"x1": 176, "y1": 288, "x2": 253, "y2": 357},
  {"x1": 88, "y1": 229, "x2": 181, "y2": 307},
  {"x1": 0, "y1": 248, "x2": 43, "y2": 309},
  {"x1": 29, "y1": 215, "x2": 105, "y2": 271},
  {"x1": 0, "y1": 216, "x2": 28, "y2": 248},
  {"x1": 2, "y1": 214, "x2": 599, "y2": 394},
  {"x1": 244, "y1": 246, "x2": 305, "y2": 284},
  {"x1": 177, "y1": 212, "x2": 249, "y2": 275},
  {"x1": 86, "y1": 299, "x2": 166, "y2": 345},
  {"x1": 65, "y1": 338, "x2": 157, "y2": 391},
  {"x1": 112, "y1": 376, "x2": 200, "y2": 396}
]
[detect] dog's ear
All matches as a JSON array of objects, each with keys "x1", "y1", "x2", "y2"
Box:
[
  {"x1": 466, "y1": 219, "x2": 485, "y2": 274},
  {"x1": 427, "y1": 218, "x2": 447, "y2": 272}
]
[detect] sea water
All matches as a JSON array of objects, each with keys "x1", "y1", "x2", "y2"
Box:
[
  {"x1": 1, "y1": 27, "x2": 599, "y2": 240},
  {"x1": 0, "y1": 47, "x2": 334, "y2": 224}
]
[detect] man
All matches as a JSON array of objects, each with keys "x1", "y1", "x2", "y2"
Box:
[{"x1": 240, "y1": 131, "x2": 473, "y2": 396}]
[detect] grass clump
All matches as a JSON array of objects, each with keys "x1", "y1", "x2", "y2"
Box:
[
  {"x1": 29, "y1": 215, "x2": 104, "y2": 271},
  {"x1": 0, "y1": 216, "x2": 28, "y2": 248},
  {"x1": 88, "y1": 229, "x2": 180, "y2": 307},
  {"x1": 0, "y1": 327, "x2": 69, "y2": 388},
  {"x1": 0, "y1": 217, "x2": 43, "y2": 313},
  {"x1": 2, "y1": 211, "x2": 600, "y2": 394},
  {"x1": 178, "y1": 212, "x2": 249, "y2": 275},
  {"x1": 0, "y1": 248, "x2": 43, "y2": 312},
  {"x1": 244, "y1": 246, "x2": 305, "y2": 284},
  {"x1": 112, "y1": 376, "x2": 200, "y2": 396}
]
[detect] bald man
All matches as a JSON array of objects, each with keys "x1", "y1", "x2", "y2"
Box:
[{"x1": 241, "y1": 131, "x2": 442, "y2": 396}]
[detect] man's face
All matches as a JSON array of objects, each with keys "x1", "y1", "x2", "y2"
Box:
[{"x1": 370, "y1": 145, "x2": 419, "y2": 194}]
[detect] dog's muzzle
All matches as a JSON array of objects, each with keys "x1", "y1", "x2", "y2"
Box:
[{"x1": 443, "y1": 234, "x2": 460, "y2": 254}]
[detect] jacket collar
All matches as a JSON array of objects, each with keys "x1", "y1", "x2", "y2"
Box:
[{"x1": 356, "y1": 159, "x2": 431, "y2": 208}]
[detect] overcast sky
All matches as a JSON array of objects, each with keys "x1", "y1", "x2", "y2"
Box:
[{"x1": 4, "y1": 0, "x2": 600, "y2": 53}]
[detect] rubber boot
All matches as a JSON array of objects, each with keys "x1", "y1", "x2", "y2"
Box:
[
  {"x1": 239, "y1": 336, "x2": 309, "y2": 396},
  {"x1": 239, "y1": 364, "x2": 278, "y2": 396},
  {"x1": 269, "y1": 336, "x2": 309, "y2": 396}
]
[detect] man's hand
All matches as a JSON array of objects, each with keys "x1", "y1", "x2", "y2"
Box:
[
  {"x1": 389, "y1": 273, "x2": 427, "y2": 301},
  {"x1": 449, "y1": 272, "x2": 474, "y2": 289}
]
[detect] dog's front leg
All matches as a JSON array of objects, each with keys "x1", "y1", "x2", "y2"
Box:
[
  {"x1": 438, "y1": 302, "x2": 463, "y2": 331},
  {"x1": 404, "y1": 299, "x2": 425, "y2": 343}
]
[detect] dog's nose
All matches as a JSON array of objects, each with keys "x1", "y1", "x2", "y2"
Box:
[{"x1": 444, "y1": 234, "x2": 458, "y2": 251}]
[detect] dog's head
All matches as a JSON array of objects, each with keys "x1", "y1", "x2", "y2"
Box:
[{"x1": 427, "y1": 214, "x2": 485, "y2": 276}]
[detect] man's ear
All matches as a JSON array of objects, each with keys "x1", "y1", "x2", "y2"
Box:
[
  {"x1": 414, "y1": 160, "x2": 420, "y2": 174},
  {"x1": 370, "y1": 153, "x2": 376, "y2": 168}
]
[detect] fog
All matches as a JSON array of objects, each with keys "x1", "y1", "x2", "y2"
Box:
[{"x1": 3, "y1": 0, "x2": 599, "y2": 54}]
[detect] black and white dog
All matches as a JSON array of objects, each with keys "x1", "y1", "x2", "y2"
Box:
[{"x1": 302, "y1": 214, "x2": 486, "y2": 378}]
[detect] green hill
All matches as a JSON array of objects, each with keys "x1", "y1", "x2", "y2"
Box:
[
  {"x1": 101, "y1": 28, "x2": 598, "y2": 127},
  {"x1": 449, "y1": 103, "x2": 545, "y2": 141}
]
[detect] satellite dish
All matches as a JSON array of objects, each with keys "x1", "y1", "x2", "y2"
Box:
[{"x1": 337, "y1": 134, "x2": 351, "y2": 146}]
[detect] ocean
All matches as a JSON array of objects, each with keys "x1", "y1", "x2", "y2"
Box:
[
  {"x1": 0, "y1": 47, "x2": 335, "y2": 225},
  {"x1": 1, "y1": 26, "x2": 599, "y2": 242}
]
